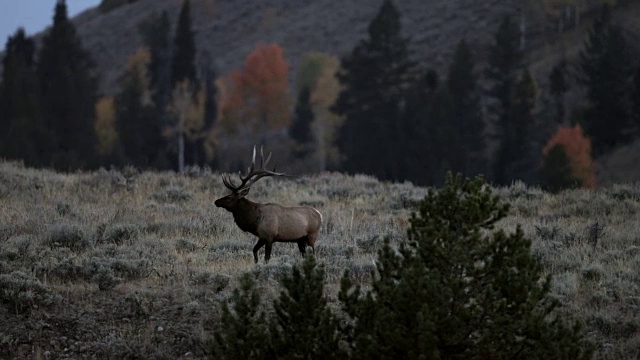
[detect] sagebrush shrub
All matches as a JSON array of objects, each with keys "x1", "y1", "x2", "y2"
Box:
[
  {"x1": 46, "y1": 224, "x2": 91, "y2": 252},
  {"x1": 0, "y1": 271, "x2": 61, "y2": 313}
]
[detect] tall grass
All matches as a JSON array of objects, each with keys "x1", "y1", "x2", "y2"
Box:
[{"x1": 0, "y1": 161, "x2": 638, "y2": 358}]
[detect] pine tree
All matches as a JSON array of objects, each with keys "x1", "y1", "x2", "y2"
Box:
[
  {"x1": 540, "y1": 144, "x2": 581, "y2": 193},
  {"x1": 114, "y1": 48, "x2": 168, "y2": 168},
  {"x1": 578, "y1": 4, "x2": 634, "y2": 155},
  {"x1": 212, "y1": 273, "x2": 270, "y2": 360},
  {"x1": 269, "y1": 255, "x2": 346, "y2": 360},
  {"x1": 290, "y1": 86, "x2": 314, "y2": 158},
  {"x1": 401, "y1": 69, "x2": 450, "y2": 186},
  {"x1": 333, "y1": 0, "x2": 417, "y2": 182},
  {"x1": 37, "y1": 0, "x2": 97, "y2": 170},
  {"x1": 548, "y1": 59, "x2": 568, "y2": 124},
  {"x1": 0, "y1": 29, "x2": 44, "y2": 166},
  {"x1": 199, "y1": 56, "x2": 218, "y2": 166},
  {"x1": 138, "y1": 10, "x2": 172, "y2": 109},
  {"x1": 486, "y1": 16, "x2": 524, "y2": 185},
  {"x1": 340, "y1": 173, "x2": 594, "y2": 359},
  {"x1": 501, "y1": 69, "x2": 538, "y2": 184},
  {"x1": 171, "y1": 0, "x2": 197, "y2": 87},
  {"x1": 447, "y1": 39, "x2": 486, "y2": 178},
  {"x1": 631, "y1": 64, "x2": 640, "y2": 138}
]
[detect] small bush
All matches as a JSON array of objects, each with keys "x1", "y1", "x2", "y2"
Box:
[
  {"x1": 190, "y1": 270, "x2": 230, "y2": 292},
  {"x1": 151, "y1": 186, "x2": 192, "y2": 203},
  {"x1": 100, "y1": 224, "x2": 140, "y2": 245},
  {"x1": 0, "y1": 271, "x2": 61, "y2": 313},
  {"x1": 581, "y1": 265, "x2": 604, "y2": 282},
  {"x1": 175, "y1": 238, "x2": 199, "y2": 253},
  {"x1": 48, "y1": 257, "x2": 85, "y2": 282},
  {"x1": 46, "y1": 224, "x2": 91, "y2": 252},
  {"x1": 110, "y1": 258, "x2": 152, "y2": 280},
  {"x1": 92, "y1": 267, "x2": 122, "y2": 291},
  {"x1": 56, "y1": 202, "x2": 72, "y2": 217},
  {"x1": 356, "y1": 235, "x2": 384, "y2": 252},
  {"x1": 253, "y1": 263, "x2": 292, "y2": 282}
]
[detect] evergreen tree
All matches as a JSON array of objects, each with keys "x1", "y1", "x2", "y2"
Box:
[
  {"x1": 485, "y1": 16, "x2": 525, "y2": 185},
  {"x1": 447, "y1": 39, "x2": 486, "y2": 178},
  {"x1": 290, "y1": 86, "x2": 315, "y2": 158},
  {"x1": 0, "y1": 29, "x2": 44, "y2": 166},
  {"x1": 339, "y1": 173, "x2": 594, "y2": 359},
  {"x1": 37, "y1": 0, "x2": 98, "y2": 170},
  {"x1": 333, "y1": 0, "x2": 417, "y2": 182},
  {"x1": 171, "y1": 0, "x2": 206, "y2": 169},
  {"x1": 631, "y1": 64, "x2": 640, "y2": 138},
  {"x1": 213, "y1": 273, "x2": 270, "y2": 360},
  {"x1": 194, "y1": 51, "x2": 217, "y2": 166},
  {"x1": 540, "y1": 144, "x2": 581, "y2": 193},
  {"x1": 171, "y1": 0, "x2": 197, "y2": 87},
  {"x1": 269, "y1": 255, "x2": 346, "y2": 360},
  {"x1": 501, "y1": 69, "x2": 538, "y2": 184},
  {"x1": 114, "y1": 48, "x2": 168, "y2": 168},
  {"x1": 138, "y1": 10, "x2": 172, "y2": 109},
  {"x1": 578, "y1": 4, "x2": 634, "y2": 155},
  {"x1": 548, "y1": 59, "x2": 568, "y2": 124},
  {"x1": 401, "y1": 69, "x2": 451, "y2": 186}
]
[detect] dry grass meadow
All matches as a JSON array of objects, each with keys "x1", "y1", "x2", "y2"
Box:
[{"x1": 0, "y1": 160, "x2": 639, "y2": 359}]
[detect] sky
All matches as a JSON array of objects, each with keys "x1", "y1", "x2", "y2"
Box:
[{"x1": 0, "y1": 0, "x2": 101, "y2": 44}]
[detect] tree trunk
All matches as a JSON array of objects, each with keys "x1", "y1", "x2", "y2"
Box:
[
  {"x1": 178, "y1": 111, "x2": 185, "y2": 174},
  {"x1": 520, "y1": 12, "x2": 526, "y2": 51}
]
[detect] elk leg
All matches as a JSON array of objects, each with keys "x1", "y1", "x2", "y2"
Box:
[
  {"x1": 264, "y1": 241, "x2": 273, "y2": 264},
  {"x1": 297, "y1": 239, "x2": 307, "y2": 257},
  {"x1": 307, "y1": 232, "x2": 317, "y2": 255},
  {"x1": 253, "y1": 239, "x2": 265, "y2": 264}
]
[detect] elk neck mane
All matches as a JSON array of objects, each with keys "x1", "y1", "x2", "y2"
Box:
[{"x1": 231, "y1": 197, "x2": 261, "y2": 234}]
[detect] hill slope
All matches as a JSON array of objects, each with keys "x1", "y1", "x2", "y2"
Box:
[{"x1": 70, "y1": 0, "x2": 522, "y2": 95}]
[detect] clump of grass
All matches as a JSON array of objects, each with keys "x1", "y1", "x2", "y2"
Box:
[
  {"x1": 253, "y1": 263, "x2": 293, "y2": 282},
  {"x1": 190, "y1": 270, "x2": 230, "y2": 292},
  {"x1": 46, "y1": 224, "x2": 92, "y2": 252},
  {"x1": 151, "y1": 186, "x2": 192, "y2": 203},
  {"x1": 208, "y1": 241, "x2": 247, "y2": 259},
  {"x1": 356, "y1": 235, "x2": 385, "y2": 252},
  {"x1": 581, "y1": 264, "x2": 605, "y2": 282},
  {"x1": 551, "y1": 272, "x2": 579, "y2": 298},
  {"x1": 99, "y1": 224, "x2": 140, "y2": 245},
  {"x1": 92, "y1": 267, "x2": 122, "y2": 291},
  {"x1": 56, "y1": 202, "x2": 72, "y2": 217},
  {"x1": 535, "y1": 224, "x2": 561, "y2": 241},
  {"x1": 0, "y1": 224, "x2": 17, "y2": 242},
  {"x1": 0, "y1": 271, "x2": 61, "y2": 313},
  {"x1": 47, "y1": 257, "x2": 85, "y2": 282},
  {"x1": 175, "y1": 238, "x2": 199, "y2": 253},
  {"x1": 0, "y1": 260, "x2": 10, "y2": 273},
  {"x1": 116, "y1": 292, "x2": 150, "y2": 319}
]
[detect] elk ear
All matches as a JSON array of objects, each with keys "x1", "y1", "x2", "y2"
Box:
[{"x1": 237, "y1": 187, "x2": 250, "y2": 198}]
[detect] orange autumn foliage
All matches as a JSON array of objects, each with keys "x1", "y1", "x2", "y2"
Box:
[
  {"x1": 220, "y1": 43, "x2": 290, "y2": 133},
  {"x1": 542, "y1": 125, "x2": 596, "y2": 188}
]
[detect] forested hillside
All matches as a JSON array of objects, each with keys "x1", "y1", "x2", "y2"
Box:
[{"x1": 1, "y1": 0, "x2": 640, "y2": 188}]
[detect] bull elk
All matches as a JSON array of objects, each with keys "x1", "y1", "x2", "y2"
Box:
[{"x1": 214, "y1": 146, "x2": 322, "y2": 264}]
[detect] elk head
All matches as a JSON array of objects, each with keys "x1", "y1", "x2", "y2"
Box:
[{"x1": 214, "y1": 145, "x2": 286, "y2": 210}]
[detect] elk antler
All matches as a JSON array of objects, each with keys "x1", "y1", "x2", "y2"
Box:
[{"x1": 222, "y1": 145, "x2": 288, "y2": 193}]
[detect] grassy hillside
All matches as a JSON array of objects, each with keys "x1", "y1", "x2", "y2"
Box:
[{"x1": 0, "y1": 161, "x2": 639, "y2": 358}]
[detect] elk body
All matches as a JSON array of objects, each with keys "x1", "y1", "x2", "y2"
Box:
[{"x1": 214, "y1": 147, "x2": 322, "y2": 264}]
